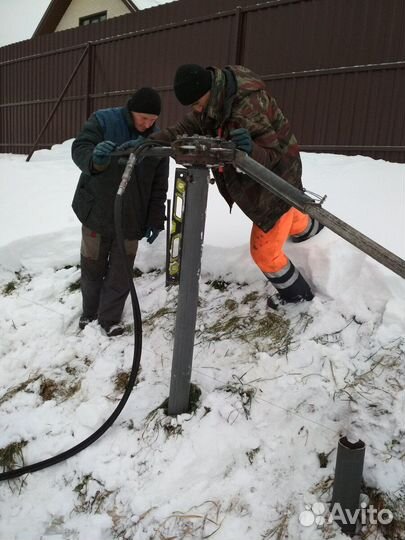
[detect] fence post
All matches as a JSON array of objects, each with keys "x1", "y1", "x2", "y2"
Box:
[
  {"x1": 86, "y1": 42, "x2": 93, "y2": 119},
  {"x1": 231, "y1": 6, "x2": 244, "y2": 65}
]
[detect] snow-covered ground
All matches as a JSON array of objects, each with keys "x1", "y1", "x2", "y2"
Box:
[{"x1": 0, "y1": 141, "x2": 404, "y2": 540}]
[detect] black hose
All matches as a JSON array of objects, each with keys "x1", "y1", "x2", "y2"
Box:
[{"x1": 0, "y1": 143, "x2": 161, "y2": 481}]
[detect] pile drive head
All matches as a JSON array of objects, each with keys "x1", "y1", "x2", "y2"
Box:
[
  {"x1": 171, "y1": 136, "x2": 236, "y2": 168},
  {"x1": 113, "y1": 135, "x2": 236, "y2": 169}
]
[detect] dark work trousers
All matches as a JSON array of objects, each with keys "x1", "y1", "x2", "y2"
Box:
[{"x1": 80, "y1": 226, "x2": 138, "y2": 324}]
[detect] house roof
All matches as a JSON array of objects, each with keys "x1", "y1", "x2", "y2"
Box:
[{"x1": 33, "y1": 0, "x2": 139, "y2": 37}]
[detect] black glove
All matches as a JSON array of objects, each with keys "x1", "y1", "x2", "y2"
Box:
[
  {"x1": 230, "y1": 128, "x2": 253, "y2": 154},
  {"x1": 117, "y1": 137, "x2": 146, "y2": 152},
  {"x1": 92, "y1": 140, "x2": 117, "y2": 166},
  {"x1": 144, "y1": 227, "x2": 160, "y2": 244}
]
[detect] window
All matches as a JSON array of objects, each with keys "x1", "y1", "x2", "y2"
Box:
[{"x1": 79, "y1": 11, "x2": 107, "y2": 26}]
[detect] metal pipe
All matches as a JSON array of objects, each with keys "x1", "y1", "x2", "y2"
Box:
[
  {"x1": 168, "y1": 167, "x2": 209, "y2": 416},
  {"x1": 331, "y1": 437, "x2": 366, "y2": 535},
  {"x1": 165, "y1": 198, "x2": 172, "y2": 287},
  {"x1": 234, "y1": 151, "x2": 405, "y2": 279}
]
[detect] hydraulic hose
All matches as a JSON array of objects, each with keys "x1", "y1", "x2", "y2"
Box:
[{"x1": 0, "y1": 143, "x2": 159, "y2": 481}]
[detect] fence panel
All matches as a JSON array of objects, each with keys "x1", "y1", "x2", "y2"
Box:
[{"x1": 0, "y1": 46, "x2": 88, "y2": 151}]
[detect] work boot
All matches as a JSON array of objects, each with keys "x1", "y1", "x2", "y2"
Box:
[
  {"x1": 99, "y1": 320, "x2": 125, "y2": 337},
  {"x1": 79, "y1": 314, "x2": 96, "y2": 330},
  {"x1": 264, "y1": 261, "x2": 314, "y2": 305},
  {"x1": 291, "y1": 218, "x2": 324, "y2": 243},
  {"x1": 267, "y1": 295, "x2": 283, "y2": 310}
]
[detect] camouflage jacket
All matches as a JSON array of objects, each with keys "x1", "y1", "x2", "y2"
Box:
[{"x1": 156, "y1": 65, "x2": 303, "y2": 231}]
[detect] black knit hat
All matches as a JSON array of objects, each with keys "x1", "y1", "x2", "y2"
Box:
[
  {"x1": 173, "y1": 64, "x2": 212, "y2": 106},
  {"x1": 127, "y1": 87, "x2": 161, "y2": 115}
]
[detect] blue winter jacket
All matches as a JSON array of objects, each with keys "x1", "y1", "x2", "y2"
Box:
[{"x1": 71, "y1": 106, "x2": 169, "y2": 239}]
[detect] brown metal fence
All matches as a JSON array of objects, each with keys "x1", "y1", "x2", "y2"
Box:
[{"x1": 1, "y1": 0, "x2": 404, "y2": 162}]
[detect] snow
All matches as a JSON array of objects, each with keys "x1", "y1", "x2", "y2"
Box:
[{"x1": 0, "y1": 141, "x2": 405, "y2": 540}]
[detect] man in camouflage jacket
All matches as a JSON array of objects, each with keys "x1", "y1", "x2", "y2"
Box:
[{"x1": 154, "y1": 64, "x2": 323, "y2": 305}]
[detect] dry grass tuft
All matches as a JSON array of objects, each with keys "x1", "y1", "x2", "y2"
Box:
[
  {"x1": 218, "y1": 373, "x2": 261, "y2": 420},
  {"x1": 152, "y1": 500, "x2": 223, "y2": 539},
  {"x1": 0, "y1": 374, "x2": 42, "y2": 405},
  {"x1": 262, "y1": 505, "x2": 291, "y2": 539},
  {"x1": 206, "y1": 279, "x2": 230, "y2": 291},
  {"x1": 74, "y1": 474, "x2": 113, "y2": 514},
  {"x1": 113, "y1": 369, "x2": 141, "y2": 393},
  {"x1": 0, "y1": 440, "x2": 27, "y2": 473},
  {"x1": 310, "y1": 475, "x2": 334, "y2": 497},
  {"x1": 144, "y1": 306, "x2": 176, "y2": 327},
  {"x1": 2, "y1": 281, "x2": 17, "y2": 295},
  {"x1": 200, "y1": 310, "x2": 293, "y2": 356},
  {"x1": 68, "y1": 279, "x2": 81, "y2": 292},
  {"x1": 1, "y1": 271, "x2": 31, "y2": 296},
  {"x1": 143, "y1": 384, "x2": 201, "y2": 441},
  {"x1": 241, "y1": 291, "x2": 259, "y2": 305},
  {"x1": 0, "y1": 440, "x2": 28, "y2": 492},
  {"x1": 39, "y1": 377, "x2": 81, "y2": 402},
  {"x1": 336, "y1": 339, "x2": 405, "y2": 407},
  {"x1": 360, "y1": 487, "x2": 405, "y2": 539},
  {"x1": 246, "y1": 447, "x2": 260, "y2": 464}
]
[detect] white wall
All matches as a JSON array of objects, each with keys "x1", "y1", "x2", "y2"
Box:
[{"x1": 55, "y1": 0, "x2": 130, "y2": 31}]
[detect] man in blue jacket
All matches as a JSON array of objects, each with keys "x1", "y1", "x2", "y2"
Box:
[{"x1": 72, "y1": 87, "x2": 169, "y2": 336}]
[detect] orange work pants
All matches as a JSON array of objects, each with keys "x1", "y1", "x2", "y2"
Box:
[{"x1": 250, "y1": 208, "x2": 310, "y2": 273}]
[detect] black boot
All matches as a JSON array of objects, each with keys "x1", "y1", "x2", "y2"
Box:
[
  {"x1": 99, "y1": 320, "x2": 125, "y2": 337},
  {"x1": 264, "y1": 261, "x2": 314, "y2": 304},
  {"x1": 291, "y1": 218, "x2": 324, "y2": 243},
  {"x1": 79, "y1": 314, "x2": 96, "y2": 330}
]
